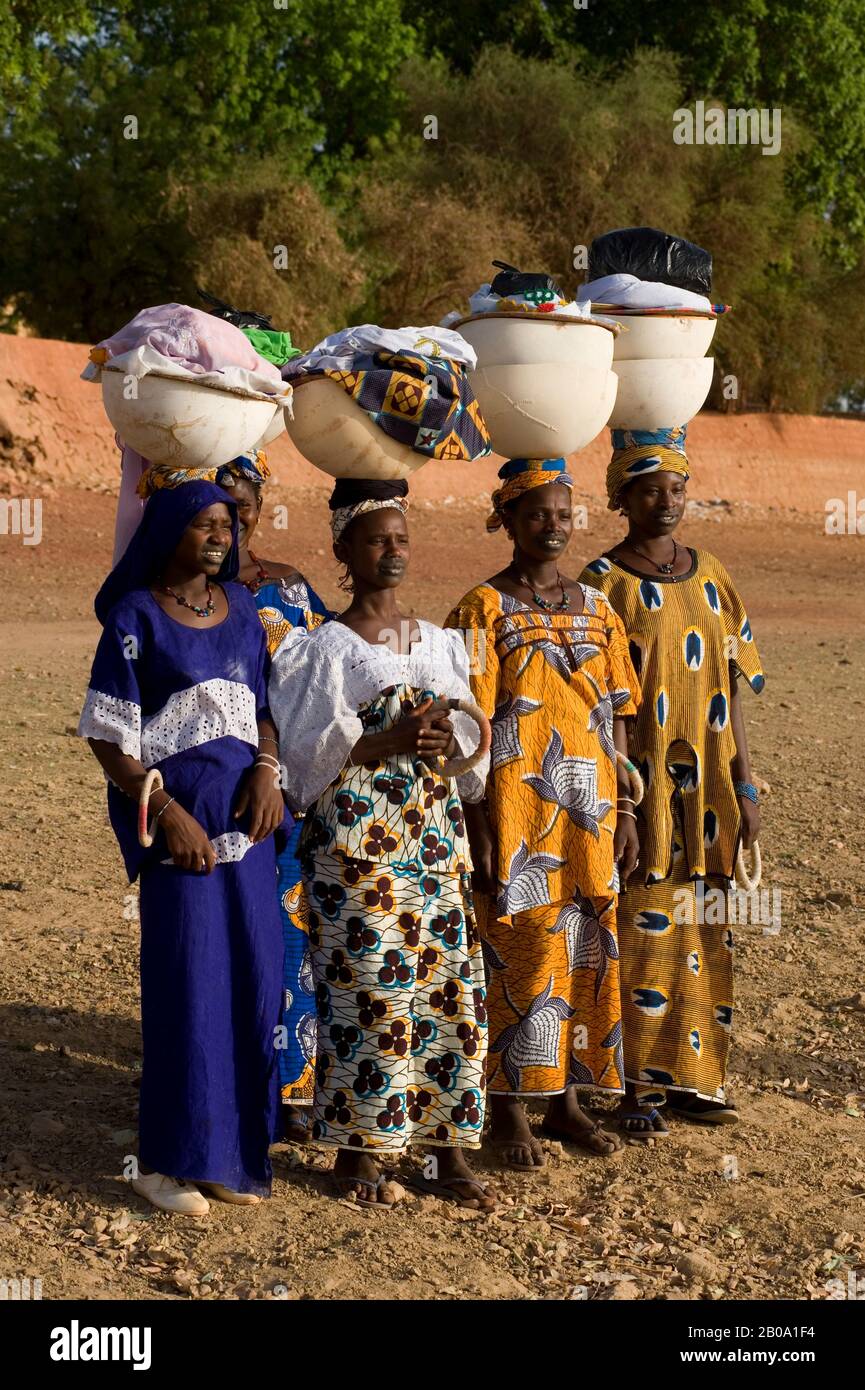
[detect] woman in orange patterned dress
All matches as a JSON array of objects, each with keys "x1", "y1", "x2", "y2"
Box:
[{"x1": 446, "y1": 458, "x2": 641, "y2": 1169}]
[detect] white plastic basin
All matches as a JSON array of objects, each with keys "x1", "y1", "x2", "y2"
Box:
[
  {"x1": 456, "y1": 312, "x2": 616, "y2": 371},
  {"x1": 607, "y1": 357, "x2": 714, "y2": 430},
  {"x1": 468, "y1": 362, "x2": 617, "y2": 459},
  {"x1": 612, "y1": 314, "x2": 717, "y2": 362},
  {"x1": 285, "y1": 377, "x2": 427, "y2": 480},
  {"x1": 101, "y1": 368, "x2": 280, "y2": 468}
]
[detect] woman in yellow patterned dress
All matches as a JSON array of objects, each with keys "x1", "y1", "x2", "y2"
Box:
[
  {"x1": 446, "y1": 458, "x2": 641, "y2": 1170},
  {"x1": 578, "y1": 428, "x2": 764, "y2": 1133}
]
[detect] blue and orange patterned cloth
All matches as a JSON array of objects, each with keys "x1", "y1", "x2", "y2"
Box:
[
  {"x1": 314, "y1": 349, "x2": 492, "y2": 462},
  {"x1": 137, "y1": 448, "x2": 270, "y2": 497}
]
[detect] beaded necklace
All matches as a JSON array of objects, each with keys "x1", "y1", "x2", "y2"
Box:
[{"x1": 159, "y1": 580, "x2": 215, "y2": 618}]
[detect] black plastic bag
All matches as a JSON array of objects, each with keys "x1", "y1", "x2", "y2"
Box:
[
  {"x1": 489, "y1": 260, "x2": 564, "y2": 300},
  {"x1": 197, "y1": 287, "x2": 274, "y2": 330},
  {"x1": 587, "y1": 228, "x2": 712, "y2": 296}
]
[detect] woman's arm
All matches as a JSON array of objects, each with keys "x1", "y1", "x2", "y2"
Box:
[
  {"x1": 234, "y1": 716, "x2": 288, "y2": 841},
  {"x1": 88, "y1": 738, "x2": 217, "y2": 873},
  {"x1": 613, "y1": 717, "x2": 640, "y2": 883},
  {"x1": 464, "y1": 799, "x2": 496, "y2": 897},
  {"x1": 729, "y1": 666, "x2": 760, "y2": 849}
]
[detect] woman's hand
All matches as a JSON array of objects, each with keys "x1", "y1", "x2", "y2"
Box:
[
  {"x1": 614, "y1": 815, "x2": 640, "y2": 885},
  {"x1": 392, "y1": 698, "x2": 454, "y2": 757},
  {"x1": 159, "y1": 801, "x2": 217, "y2": 874},
  {"x1": 235, "y1": 764, "x2": 285, "y2": 843},
  {"x1": 737, "y1": 795, "x2": 760, "y2": 850}
]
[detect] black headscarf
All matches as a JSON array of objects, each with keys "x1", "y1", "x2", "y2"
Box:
[{"x1": 327, "y1": 477, "x2": 409, "y2": 511}]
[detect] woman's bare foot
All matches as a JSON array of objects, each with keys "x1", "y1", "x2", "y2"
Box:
[
  {"x1": 543, "y1": 1086, "x2": 623, "y2": 1155},
  {"x1": 332, "y1": 1149, "x2": 401, "y2": 1206},
  {"x1": 416, "y1": 1147, "x2": 499, "y2": 1211},
  {"x1": 488, "y1": 1094, "x2": 546, "y2": 1170}
]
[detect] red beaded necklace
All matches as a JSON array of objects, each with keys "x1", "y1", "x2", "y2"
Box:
[{"x1": 242, "y1": 550, "x2": 271, "y2": 592}]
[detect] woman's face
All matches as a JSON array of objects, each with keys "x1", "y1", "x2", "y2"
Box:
[
  {"x1": 622, "y1": 471, "x2": 687, "y2": 535},
  {"x1": 172, "y1": 503, "x2": 234, "y2": 576},
  {"x1": 506, "y1": 482, "x2": 573, "y2": 561},
  {"x1": 335, "y1": 507, "x2": 409, "y2": 589},
  {"x1": 228, "y1": 478, "x2": 262, "y2": 548}
]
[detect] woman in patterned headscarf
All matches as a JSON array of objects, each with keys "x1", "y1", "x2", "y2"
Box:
[
  {"x1": 446, "y1": 458, "x2": 641, "y2": 1171},
  {"x1": 578, "y1": 427, "x2": 764, "y2": 1134}
]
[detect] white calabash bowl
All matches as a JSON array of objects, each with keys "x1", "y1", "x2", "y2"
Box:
[
  {"x1": 101, "y1": 368, "x2": 279, "y2": 468},
  {"x1": 285, "y1": 377, "x2": 427, "y2": 480},
  {"x1": 608, "y1": 356, "x2": 715, "y2": 430},
  {"x1": 256, "y1": 404, "x2": 288, "y2": 448},
  {"x1": 468, "y1": 362, "x2": 617, "y2": 459},
  {"x1": 455, "y1": 312, "x2": 617, "y2": 371},
  {"x1": 612, "y1": 314, "x2": 717, "y2": 362}
]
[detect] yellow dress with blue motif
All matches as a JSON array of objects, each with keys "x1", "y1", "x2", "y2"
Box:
[{"x1": 577, "y1": 547, "x2": 764, "y2": 1103}]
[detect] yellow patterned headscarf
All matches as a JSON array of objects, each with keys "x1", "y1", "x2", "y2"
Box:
[
  {"x1": 486, "y1": 457, "x2": 573, "y2": 532},
  {"x1": 137, "y1": 449, "x2": 270, "y2": 498},
  {"x1": 606, "y1": 427, "x2": 689, "y2": 511}
]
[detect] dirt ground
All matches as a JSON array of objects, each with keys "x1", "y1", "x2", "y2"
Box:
[{"x1": 1, "y1": 483, "x2": 863, "y2": 1303}]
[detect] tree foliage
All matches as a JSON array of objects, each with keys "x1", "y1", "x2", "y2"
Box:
[{"x1": 1, "y1": 6, "x2": 864, "y2": 410}]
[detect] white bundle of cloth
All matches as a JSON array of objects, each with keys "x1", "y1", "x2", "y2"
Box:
[
  {"x1": 465, "y1": 284, "x2": 591, "y2": 318},
  {"x1": 576, "y1": 274, "x2": 713, "y2": 312},
  {"x1": 283, "y1": 323, "x2": 478, "y2": 376}
]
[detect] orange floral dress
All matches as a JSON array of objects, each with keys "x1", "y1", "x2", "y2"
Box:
[{"x1": 446, "y1": 584, "x2": 640, "y2": 1097}]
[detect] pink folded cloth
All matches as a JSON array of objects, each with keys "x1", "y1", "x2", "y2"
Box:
[{"x1": 93, "y1": 303, "x2": 281, "y2": 383}]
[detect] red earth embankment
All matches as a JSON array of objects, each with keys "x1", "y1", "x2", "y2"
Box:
[{"x1": 1, "y1": 334, "x2": 861, "y2": 514}]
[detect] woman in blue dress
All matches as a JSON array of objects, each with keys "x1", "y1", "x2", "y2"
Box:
[
  {"x1": 215, "y1": 456, "x2": 330, "y2": 1142},
  {"x1": 78, "y1": 481, "x2": 289, "y2": 1214}
]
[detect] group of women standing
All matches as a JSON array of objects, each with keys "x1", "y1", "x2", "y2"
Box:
[{"x1": 79, "y1": 432, "x2": 763, "y2": 1214}]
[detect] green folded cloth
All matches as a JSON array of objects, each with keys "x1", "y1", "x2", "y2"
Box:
[{"x1": 241, "y1": 327, "x2": 302, "y2": 366}]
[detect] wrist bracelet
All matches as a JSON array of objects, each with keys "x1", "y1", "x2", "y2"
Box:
[
  {"x1": 154, "y1": 795, "x2": 175, "y2": 823},
  {"x1": 258, "y1": 736, "x2": 278, "y2": 748},
  {"x1": 617, "y1": 795, "x2": 635, "y2": 804},
  {"x1": 617, "y1": 808, "x2": 637, "y2": 820},
  {"x1": 734, "y1": 780, "x2": 759, "y2": 804},
  {"x1": 255, "y1": 754, "x2": 281, "y2": 769}
]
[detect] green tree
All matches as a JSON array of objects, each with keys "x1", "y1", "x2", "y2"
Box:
[
  {"x1": 363, "y1": 47, "x2": 864, "y2": 412},
  {"x1": 0, "y1": 1, "x2": 96, "y2": 110},
  {"x1": 407, "y1": 0, "x2": 865, "y2": 258},
  {"x1": 0, "y1": 0, "x2": 415, "y2": 337}
]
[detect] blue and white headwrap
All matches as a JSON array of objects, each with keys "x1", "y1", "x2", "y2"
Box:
[{"x1": 607, "y1": 426, "x2": 689, "y2": 510}]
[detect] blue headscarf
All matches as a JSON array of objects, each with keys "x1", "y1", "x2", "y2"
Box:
[{"x1": 95, "y1": 481, "x2": 239, "y2": 624}]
